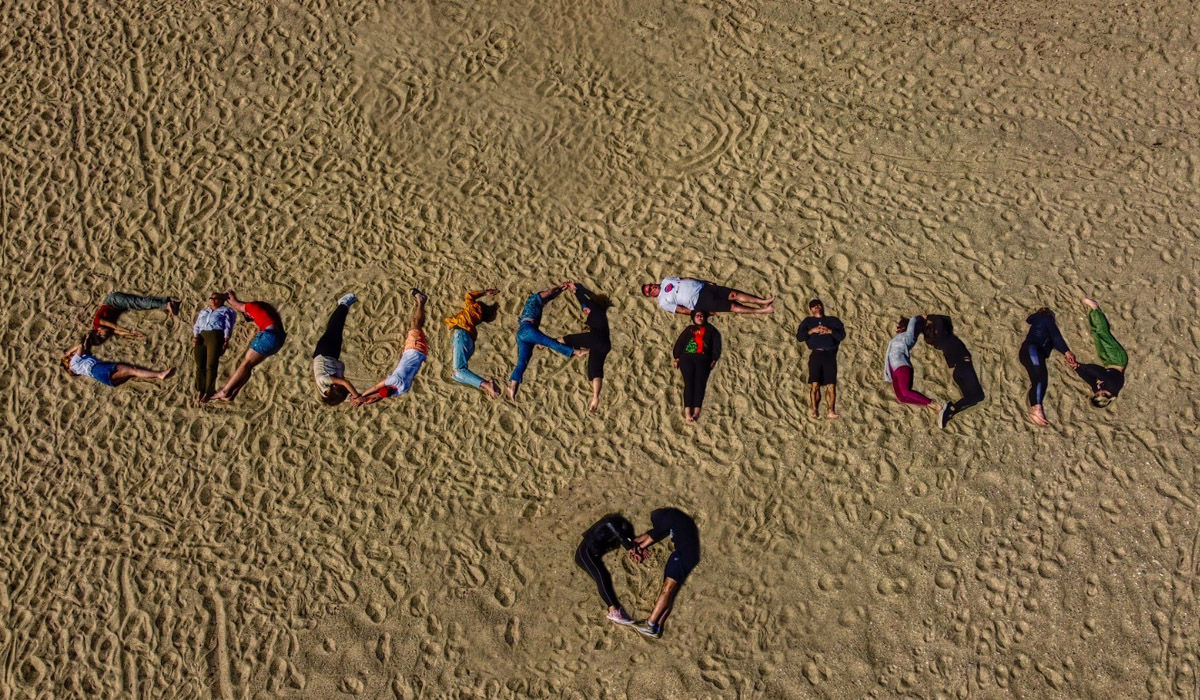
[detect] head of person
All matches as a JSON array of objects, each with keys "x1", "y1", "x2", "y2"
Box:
[
  {"x1": 209, "y1": 292, "x2": 227, "y2": 309},
  {"x1": 322, "y1": 385, "x2": 350, "y2": 406},
  {"x1": 479, "y1": 302, "x2": 499, "y2": 325},
  {"x1": 640, "y1": 283, "x2": 660, "y2": 298},
  {"x1": 691, "y1": 309, "x2": 709, "y2": 325},
  {"x1": 94, "y1": 327, "x2": 113, "y2": 341},
  {"x1": 809, "y1": 299, "x2": 824, "y2": 317},
  {"x1": 1090, "y1": 389, "x2": 1114, "y2": 409},
  {"x1": 895, "y1": 316, "x2": 908, "y2": 334}
]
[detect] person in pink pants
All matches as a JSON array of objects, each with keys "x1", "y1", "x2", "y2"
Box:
[{"x1": 884, "y1": 316, "x2": 941, "y2": 414}]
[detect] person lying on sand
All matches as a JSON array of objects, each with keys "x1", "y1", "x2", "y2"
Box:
[
  {"x1": 628, "y1": 508, "x2": 700, "y2": 640},
  {"x1": 1072, "y1": 297, "x2": 1127, "y2": 409},
  {"x1": 673, "y1": 310, "x2": 721, "y2": 423},
  {"x1": 884, "y1": 315, "x2": 941, "y2": 415},
  {"x1": 353, "y1": 289, "x2": 429, "y2": 407},
  {"x1": 209, "y1": 291, "x2": 286, "y2": 403},
  {"x1": 923, "y1": 315, "x2": 985, "y2": 429},
  {"x1": 192, "y1": 292, "x2": 237, "y2": 404},
  {"x1": 576, "y1": 514, "x2": 641, "y2": 627},
  {"x1": 62, "y1": 333, "x2": 174, "y2": 387},
  {"x1": 560, "y1": 281, "x2": 612, "y2": 412},
  {"x1": 641, "y1": 277, "x2": 774, "y2": 315},
  {"x1": 89, "y1": 291, "x2": 181, "y2": 344},
  {"x1": 796, "y1": 299, "x2": 845, "y2": 419},
  {"x1": 445, "y1": 287, "x2": 501, "y2": 399},
  {"x1": 507, "y1": 282, "x2": 587, "y2": 401},
  {"x1": 1020, "y1": 308, "x2": 1077, "y2": 427},
  {"x1": 313, "y1": 293, "x2": 363, "y2": 406}
]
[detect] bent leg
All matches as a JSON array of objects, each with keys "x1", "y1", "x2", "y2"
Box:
[
  {"x1": 509, "y1": 335, "x2": 534, "y2": 384},
  {"x1": 951, "y1": 364, "x2": 985, "y2": 412},
  {"x1": 575, "y1": 547, "x2": 621, "y2": 610},
  {"x1": 891, "y1": 365, "x2": 932, "y2": 406},
  {"x1": 213, "y1": 350, "x2": 267, "y2": 400},
  {"x1": 451, "y1": 330, "x2": 486, "y2": 388},
  {"x1": 1089, "y1": 309, "x2": 1128, "y2": 368},
  {"x1": 647, "y1": 577, "x2": 681, "y2": 626},
  {"x1": 522, "y1": 325, "x2": 574, "y2": 357}
]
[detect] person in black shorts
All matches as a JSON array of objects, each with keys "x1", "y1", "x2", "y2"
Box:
[
  {"x1": 923, "y1": 314, "x2": 986, "y2": 428},
  {"x1": 795, "y1": 299, "x2": 846, "y2": 419},
  {"x1": 576, "y1": 514, "x2": 640, "y2": 627},
  {"x1": 629, "y1": 508, "x2": 700, "y2": 639},
  {"x1": 641, "y1": 277, "x2": 774, "y2": 315},
  {"x1": 560, "y1": 281, "x2": 612, "y2": 412}
]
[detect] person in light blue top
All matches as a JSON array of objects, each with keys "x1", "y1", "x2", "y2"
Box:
[
  {"x1": 883, "y1": 316, "x2": 939, "y2": 412},
  {"x1": 192, "y1": 292, "x2": 237, "y2": 402},
  {"x1": 507, "y1": 282, "x2": 587, "y2": 401}
]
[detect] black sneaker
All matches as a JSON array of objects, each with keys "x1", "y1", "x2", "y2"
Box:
[{"x1": 938, "y1": 404, "x2": 952, "y2": 429}]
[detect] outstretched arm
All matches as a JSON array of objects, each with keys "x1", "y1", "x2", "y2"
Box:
[
  {"x1": 331, "y1": 376, "x2": 360, "y2": 400},
  {"x1": 97, "y1": 319, "x2": 143, "y2": 338},
  {"x1": 352, "y1": 380, "x2": 390, "y2": 407},
  {"x1": 537, "y1": 283, "x2": 567, "y2": 301},
  {"x1": 224, "y1": 291, "x2": 248, "y2": 314}
]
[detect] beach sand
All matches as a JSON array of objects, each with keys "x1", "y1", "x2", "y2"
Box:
[{"x1": 2, "y1": 0, "x2": 1197, "y2": 696}]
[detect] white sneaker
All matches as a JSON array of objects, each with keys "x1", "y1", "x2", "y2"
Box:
[
  {"x1": 606, "y1": 608, "x2": 635, "y2": 626},
  {"x1": 338, "y1": 293, "x2": 357, "y2": 307}
]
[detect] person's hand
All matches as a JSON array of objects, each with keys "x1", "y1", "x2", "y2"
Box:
[
  {"x1": 562, "y1": 281, "x2": 575, "y2": 291},
  {"x1": 192, "y1": 336, "x2": 200, "y2": 346},
  {"x1": 1065, "y1": 351, "x2": 1078, "y2": 369},
  {"x1": 672, "y1": 358, "x2": 679, "y2": 368},
  {"x1": 485, "y1": 288, "x2": 500, "y2": 296},
  {"x1": 634, "y1": 533, "x2": 653, "y2": 548}
]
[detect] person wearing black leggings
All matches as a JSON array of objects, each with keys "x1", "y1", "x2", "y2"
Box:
[
  {"x1": 575, "y1": 514, "x2": 638, "y2": 626},
  {"x1": 560, "y1": 281, "x2": 612, "y2": 412},
  {"x1": 923, "y1": 315, "x2": 985, "y2": 429},
  {"x1": 1019, "y1": 308, "x2": 1077, "y2": 426},
  {"x1": 312, "y1": 293, "x2": 362, "y2": 405},
  {"x1": 673, "y1": 310, "x2": 722, "y2": 423}
]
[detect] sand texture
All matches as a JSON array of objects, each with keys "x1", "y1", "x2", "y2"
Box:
[{"x1": 2, "y1": 0, "x2": 1199, "y2": 696}]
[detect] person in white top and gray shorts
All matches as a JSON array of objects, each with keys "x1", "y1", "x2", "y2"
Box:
[
  {"x1": 641, "y1": 277, "x2": 775, "y2": 315},
  {"x1": 313, "y1": 293, "x2": 362, "y2": 406}
]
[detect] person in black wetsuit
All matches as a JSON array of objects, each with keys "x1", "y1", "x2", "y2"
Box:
[
  {"x1": 923, "y1": 315, "x2": 985, "y2": 429},
  {"x1": 629, "y1": 508, "x2": 700, "y2": 639},
  {"x1": 560, "y1": 281, "x2": 612, "y2": 412},
  {"x1": 672, "y1": 310, "x2": 723, "y2": 423},
  {"x1": 575, "y1": 514, "x2": 639, "y2": 626},
  {"x1": 1019, "y1": 308, "x2": 1078, "y2": 426},
  {"x1": 796, "y1": 299, "x2": 846, "y2": 419}
]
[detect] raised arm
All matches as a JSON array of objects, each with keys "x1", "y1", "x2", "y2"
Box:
[
  {"x1": 352, "y1": 379, "x2": 390, "y2": 407},
  {"x1": 537, "y1": 283, "x2": 567, "y2": 302},
  {"x1": 97, "y1": 318, "x2": 143, "y2": 338},
  {"x1": 224, "y1": 291, "x2": 248, "y2": 314}
]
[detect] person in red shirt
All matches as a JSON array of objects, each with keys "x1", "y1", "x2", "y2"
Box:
[
  {"x1": 209, "y1": 291, "x2": 286, "y2": 402},
  {"x1": 90, "y1": 292, "x2": 181, "y2": 343},
  {"x1": 671, "y1": 310, "x2": 723, "y2": 423}
]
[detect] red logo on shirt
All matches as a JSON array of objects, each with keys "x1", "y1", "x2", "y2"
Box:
[{"x1": 664, "y1": 284, "x2": 675, "y2": 293}]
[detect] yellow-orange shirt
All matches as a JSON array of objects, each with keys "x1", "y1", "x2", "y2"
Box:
[{"x1": 445, "y1": 290, "x2": 485, "y2": 336}]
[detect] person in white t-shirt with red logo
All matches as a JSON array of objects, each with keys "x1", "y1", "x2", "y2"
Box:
[{"x1": 641, "y1": 277, "x2": 774, "y2": 315}]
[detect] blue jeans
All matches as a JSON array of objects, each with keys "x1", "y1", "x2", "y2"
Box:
[
  {"x1": 510, "y1": 322, "x2": 573, "y2": 383},
  {"x1": 451, "y1": 329, "x2": 485, "y2": 388}
]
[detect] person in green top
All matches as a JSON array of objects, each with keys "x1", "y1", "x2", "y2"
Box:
[{"x1": 1072, "y1": 297, "x2": 1128, "y2": 408}]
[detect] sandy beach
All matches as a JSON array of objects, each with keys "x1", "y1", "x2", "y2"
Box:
[{"x1": 2, "y1": 0, "x2": 1197, "y2": 696}]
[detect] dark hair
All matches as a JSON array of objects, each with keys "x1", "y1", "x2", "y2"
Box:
[
  {"x1": 896, "y1": 316, "x2": 908, "y2": 330},
  {"x1": 479, "y1": 303, "x2": 499, "y2": 324},
  {"x1": 692, "y1": 309, "x2": 709, "y2": 322},
  {"x1": 809, "y1": 298, "x2": 823, "y2": 308},
  {"x1": 322, "y1": 386, "x2": 350, "y2": 406}
]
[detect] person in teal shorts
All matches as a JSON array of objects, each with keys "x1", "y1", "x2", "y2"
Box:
[{"x1": 1072, "y1": 297, "x2": 1127, "y2": 408}]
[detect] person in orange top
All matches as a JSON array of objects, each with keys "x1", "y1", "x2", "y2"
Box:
[{"x1": 446, "y1": 288, "x2": 501, "y2": 398}]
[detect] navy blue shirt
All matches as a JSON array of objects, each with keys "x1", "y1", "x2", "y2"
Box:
[{"x1": 796, "y1": 316, "x2": 846, "y2": 353}]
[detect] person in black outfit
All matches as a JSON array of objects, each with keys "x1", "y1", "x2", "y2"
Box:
[
  {"x1": 1019, "y1": 308, "x2": 1077, "y2": 426},
  {"x1": 575, "y1": 514, "x2": 639, "y2": 626},
  {"x1": 796, "y1": 298, "x2": 846, "y2": 419},
  {"x1": 561, "y1": 281, "x2": 612, "y2": 412},
  {"x1": 672, "y1": 310, "x2": 722, "y2": 423},
  {"x1": 923, "y1": 314, "x2": 985, "y2": 428},
  {"x1": 629, "y1": 508, "x2": 701, "y2": 639}
]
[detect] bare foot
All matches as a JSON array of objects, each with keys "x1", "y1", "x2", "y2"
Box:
[
  {"x1": 926, "y1": 402, "x2": 942, "y2": 413},
  {"x1": 506, "y1": 383, "x2": 518, "y2": 401},
  {"x1": 573, "y1": 348, "x2": 589, "y2": 357},
  {"x1": 210, "y1": 390, "x2": 230, "y2": 402},
  {"x1": 810, "y1": 409, "x2": 819, "y2": 419},
  {"x1": 166, "y1": 300, "x2": 181, "y2": 318},
  {"x1": 685, "y1": 414, "x2": 695, "y2": 423},
  {"x1": 482, "y1": 380, "x2": 499, "y2": 399},
  {"x1": 827, "y1": 410, "x2": 840, "y2": 419},
  {"x1": 1029, "y1": 405, "x2": 1049, "y2": 426},
  {"x1": 588, "y1": 396, "x2": 600, "y2": 412},
  {"x1": 1082, "y1": 297, "x2": 1099, "y2": 310}
]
